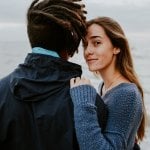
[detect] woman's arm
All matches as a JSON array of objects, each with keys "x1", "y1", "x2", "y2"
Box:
[
  {"x1": 70, "y1": 78, "x2": 142, "y2": 150},
  {"x1": 70, "y1": 85, "x2": 125, "y2": 150}
]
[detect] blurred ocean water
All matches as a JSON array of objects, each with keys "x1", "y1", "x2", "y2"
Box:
[
  {"x1": 0, "y1": 41, "x2": 150, "y2": 149},
  {"x1": 0, "y1": 0, "x2": 150, "y2": 149}
]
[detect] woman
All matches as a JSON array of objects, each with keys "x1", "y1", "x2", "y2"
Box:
[{"x1": 70, "y1": 17, "x2": 146, "y2": 150}]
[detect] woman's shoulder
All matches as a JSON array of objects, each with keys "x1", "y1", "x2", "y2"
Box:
[
  {"x1": 114, "y1": 82, "x2": 140, "y2": 96},
  {"x1": 106, "y1": 82, "x2": 140, "y2": 96},
  {"x1": 103, "y1": 83, "x2": 142, "y2": 106}
]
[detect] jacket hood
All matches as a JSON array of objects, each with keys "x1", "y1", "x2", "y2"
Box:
[{"x1": 10, "y1": 53, "x2": 82, "y2": 101}]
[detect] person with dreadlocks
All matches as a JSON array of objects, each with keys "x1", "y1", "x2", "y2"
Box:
[{"x1": 0, "y1": 0, "x2": 108, "y2": 150}]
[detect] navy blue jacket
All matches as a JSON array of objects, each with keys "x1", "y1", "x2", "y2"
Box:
[{"x1": 0, "y1": 53, "x2": 107, "y2": 150}]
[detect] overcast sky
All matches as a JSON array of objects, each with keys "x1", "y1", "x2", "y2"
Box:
[{"x1": 0, "y1": 0, "x2": 150, "y2": 43}]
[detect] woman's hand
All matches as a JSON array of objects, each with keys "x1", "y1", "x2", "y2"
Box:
[{"x1": 70, "y1": 77, "x2": 92, "y2": 88}]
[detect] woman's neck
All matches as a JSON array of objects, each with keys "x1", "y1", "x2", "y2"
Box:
[
  {"x1": 102, "y1": 71, "x2": 121, "y2": 88},
  {"x1": 99, "y1": 68, "x2": 129, "y2": 95},
  {"x1": 100, "y1": 65, "x2": 119, "y2": 85}
]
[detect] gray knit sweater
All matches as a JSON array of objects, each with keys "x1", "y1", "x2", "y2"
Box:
[{"x1": 70, "y1": 83, "x2": 143, "y2": 150}]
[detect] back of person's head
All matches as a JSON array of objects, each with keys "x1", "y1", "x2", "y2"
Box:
[
  {"x1": 27, "y1": 0, "x2": 87, "y2": 57},
  {"x1": 86, "y1": 16, "x2": 146, "y2": 142}
]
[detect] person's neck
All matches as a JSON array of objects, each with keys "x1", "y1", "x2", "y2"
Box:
[
  {"x1": 104, "y1": 72, "x2": 121, "y2": 88},
  {"x1": 59, "y1": 50, "x2": 69, "y2": 60},
  {"x1": 100, "y1": 68, "x2": 122, "y2": 94}
]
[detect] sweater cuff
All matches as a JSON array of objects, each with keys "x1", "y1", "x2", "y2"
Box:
[{"x1": 70, "y1": 85, "x2": 97, "y2": 106}]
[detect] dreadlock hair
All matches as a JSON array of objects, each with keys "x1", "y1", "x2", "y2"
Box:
[{"x1": 27, "y1": 0, "x2": 87, "y2": 57}]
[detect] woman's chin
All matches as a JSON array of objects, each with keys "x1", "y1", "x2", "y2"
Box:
[{"x1": 88, "y1": 67, "x2": 97, "y2": 72}]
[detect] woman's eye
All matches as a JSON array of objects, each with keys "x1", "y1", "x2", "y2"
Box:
[{"x1": 94, "y1": 41, "x2": 101, "y2": 46}]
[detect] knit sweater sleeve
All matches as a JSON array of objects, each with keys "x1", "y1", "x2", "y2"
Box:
[{"x1": 70, "y1": 84, "x2": 142, "y2": 150}]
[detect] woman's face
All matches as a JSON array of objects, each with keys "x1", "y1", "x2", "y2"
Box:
[{"x1": 84, "y1": 24, "x2": 119, "y2": 72}]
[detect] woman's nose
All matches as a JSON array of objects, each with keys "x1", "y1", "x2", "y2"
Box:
[{"x1": 85, "y1": 45, "x2": 94, "y2": 54}]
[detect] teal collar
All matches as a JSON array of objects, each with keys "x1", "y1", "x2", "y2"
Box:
[{"x1": 32, "y1": 47, "x2": 60, "y2": 58}]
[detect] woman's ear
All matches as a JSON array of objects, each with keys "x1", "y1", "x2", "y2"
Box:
[{"x1": 113, "y1": 47, "x2": 120, "y2": 55}]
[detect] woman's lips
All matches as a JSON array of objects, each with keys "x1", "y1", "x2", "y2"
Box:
[{"x1": 86, "y1": 58, "x2": 98, "y2": 63}]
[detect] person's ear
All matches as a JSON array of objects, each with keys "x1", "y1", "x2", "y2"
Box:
[{"x1": 113, "y1": 47, "x2": 120, "y2": 55}]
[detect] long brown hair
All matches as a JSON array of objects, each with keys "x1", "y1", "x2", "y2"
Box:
[{"x1": 86, "y1": 17, "x2": 146, "y2": 141}]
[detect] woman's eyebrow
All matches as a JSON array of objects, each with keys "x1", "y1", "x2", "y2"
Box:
[{"x1": 89, "y1": 35, "x2": 103, "y2": 39}]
